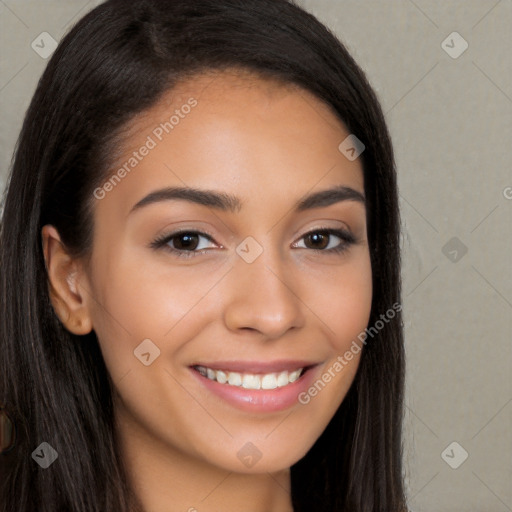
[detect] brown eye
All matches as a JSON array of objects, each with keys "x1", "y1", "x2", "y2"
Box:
[
  {"x1": 304, "y1": 232, "x2": 330, "y2": 250},
  {"x1": 149, "y1": 230, "x2": 218, "y2": 259},
  {"x1": 171, "y1": 233, "x2": 200, "y2": 251},
  {"x1": 295, "y1": 228, "x2": 356, "y2": 254}
]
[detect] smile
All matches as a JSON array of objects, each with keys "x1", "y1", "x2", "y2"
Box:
[{"x1": 193, "y1": 365, "x2": 305, "y2": 390}]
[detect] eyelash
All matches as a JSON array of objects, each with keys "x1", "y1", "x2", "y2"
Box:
[{"x1": 149, "y1": 227, "x2": 357, "y2": 259}]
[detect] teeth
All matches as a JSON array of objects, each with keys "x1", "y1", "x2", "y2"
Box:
[
  {"x1": 197, "y1": 366, "x2": 208, "y2": 377},
  {"x1": 242, "y1": 374, "x2": 261, "y2": 389},
  {"x1": 195, "y1": 366, "x2": 304, "y2": 389},
  {"x1": 276, "y1": 371, "x2": 289, "y2": 387},
  {"x1": 228, "y1": 372, "x2": 242, "y2": 386},
  {"x1": 216, "y1": 370, "x2": 228, "y2": 384},
  {"x1": 289, "y1": 369, "x2": 301, "y2": 382},
  {"x1": 261, "y1": 373, "x2": 278, "y2": 389}
]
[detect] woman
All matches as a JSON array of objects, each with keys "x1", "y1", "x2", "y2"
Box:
[{"x1": 0, "y1": 0, "x2": 407, "y2": 510}]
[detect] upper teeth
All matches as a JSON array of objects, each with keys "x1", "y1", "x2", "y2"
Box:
[{"x1": 195, "y1": 366, "x2": 304, "y2": 390}]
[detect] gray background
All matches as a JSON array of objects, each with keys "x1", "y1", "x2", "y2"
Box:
[{"x1": 1, "y1": 1, "x2": 511, "y2": 510}]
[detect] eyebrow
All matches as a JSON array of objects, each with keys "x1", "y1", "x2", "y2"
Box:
[{"x1": 129, "y1": 184, "x2": 365, "y2": 216}]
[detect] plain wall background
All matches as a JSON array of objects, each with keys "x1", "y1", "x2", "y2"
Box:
[{"x1": 1, "y1": 1, "x2": 511, "y2": 510}]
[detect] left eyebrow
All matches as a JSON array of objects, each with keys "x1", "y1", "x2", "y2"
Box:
[
  {"x1": 128, "y1": 184, "x2": 365, "y2": 216},
  {"x1": 295, "y1": 184, "x2": 365, "y2": 211}
]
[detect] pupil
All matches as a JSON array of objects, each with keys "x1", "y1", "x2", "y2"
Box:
[
  {"x1": 176, "y1": 233, "x2": 198, "y2": 250},
  {"x1": 309, "y1": 233, "x2": 328, "y2": 249}
]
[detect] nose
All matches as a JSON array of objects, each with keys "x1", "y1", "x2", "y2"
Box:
[{"x1": 222, "y1": 247, "x2": 306, "y2": 339}]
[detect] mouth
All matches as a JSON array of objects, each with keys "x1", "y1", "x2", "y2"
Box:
[
  {"x1": 192, "y1": 364, "x2": 308, "y2": 390},
  {"x1": 189, "y1": 360, "x2": 319, "y2": 413}
]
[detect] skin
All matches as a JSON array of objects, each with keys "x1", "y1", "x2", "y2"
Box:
[{"x1": 42, "y1": 70, "x2": 372, "y2": 512}]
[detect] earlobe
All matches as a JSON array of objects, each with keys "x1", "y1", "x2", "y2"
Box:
[{"x1": 41, "y1": 225, "x2": 93, "y2": 335}]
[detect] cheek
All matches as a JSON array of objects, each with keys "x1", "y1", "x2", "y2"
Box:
[
  {"x1": 290, "y1": 252, "x2": 372, "y2": 432},
  {"x1": 85, "y1": 253, "x2": 212, "y2": 451},
  {"x1": 87, "y1": 248, "x2": 227, "y2": 381},
  {"x1": 306, "y1": 251, "x2": 373, "y2": 348}
]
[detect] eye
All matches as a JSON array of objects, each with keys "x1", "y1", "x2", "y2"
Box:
[
  {"x1": 149, "y1": 230, "x2": 218, "y2": 258},
  {"x1": 294, "y1": 228, "x2": 356, "y2": 254}
]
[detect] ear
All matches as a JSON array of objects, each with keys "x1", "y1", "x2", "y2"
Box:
[{"x1": 41, "y1": 225, "x2": 93, "y2": 335}]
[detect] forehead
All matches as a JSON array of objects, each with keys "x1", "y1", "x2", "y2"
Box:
[
  {"x1": 95, "y1": 69, "x2": 364, "y2": 219},
  {"x1": 114, "y1": 69, "x2": 346, "y2": 156}
]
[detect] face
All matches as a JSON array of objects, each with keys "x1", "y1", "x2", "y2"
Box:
[{"x1": 57, "y1": 71, "x2": 372, "y2": 475}]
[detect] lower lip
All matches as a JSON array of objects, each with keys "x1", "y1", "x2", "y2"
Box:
[{"x1": 190, "y1": 365, "x2": 319, "y2": 413}]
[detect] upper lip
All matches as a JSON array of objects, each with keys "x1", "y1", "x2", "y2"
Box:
[{"x1": 191, "y1": 360, "x2": 318, "y2": 374}]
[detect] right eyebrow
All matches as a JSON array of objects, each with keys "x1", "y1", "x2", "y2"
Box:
[{"x1": 129, "y1": 186, "x2": 243, "y2": 215}]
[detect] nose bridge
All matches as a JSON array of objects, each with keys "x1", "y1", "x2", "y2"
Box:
[{"x1": 222, "y1": 239, "x2": 305, "y2": 337}]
